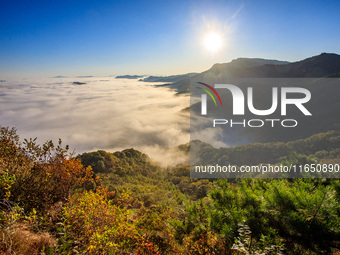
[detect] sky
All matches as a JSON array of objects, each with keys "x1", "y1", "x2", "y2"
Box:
[{"x1": 1, "y1": 0, "x2": 340, "y2": 78}]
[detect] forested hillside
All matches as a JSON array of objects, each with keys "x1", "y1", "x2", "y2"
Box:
[
  {"x1": 193, "y1": 131, "x2": 340, "y2": 166},
  {"x1": 1, "y1": 126, "x2": 339, "y2": 254}
]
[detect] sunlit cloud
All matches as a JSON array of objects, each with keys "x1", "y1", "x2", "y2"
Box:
[{"x1": 0, "y1": 77, "x2": 190, "y2": 166}]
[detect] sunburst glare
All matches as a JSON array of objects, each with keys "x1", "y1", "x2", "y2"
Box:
[{"x1": 203, "y1": 33, "x2": 223, "y2": 53}]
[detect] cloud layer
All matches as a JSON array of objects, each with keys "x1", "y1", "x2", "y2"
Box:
[{"x1": 0, "y1": 77, "x2": 189, "y2": 166}]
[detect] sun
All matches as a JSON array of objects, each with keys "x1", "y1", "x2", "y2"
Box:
[{"x1": 203, "y1": 33, "x2": 223, "y2": 53}]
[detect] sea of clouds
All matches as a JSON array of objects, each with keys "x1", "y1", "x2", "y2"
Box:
[{"x1": 0, "y1": 77, "x2": 190, "y2": 166}]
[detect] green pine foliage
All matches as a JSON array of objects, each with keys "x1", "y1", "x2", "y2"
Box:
[
  {"x1": 1, "y1": 126, "x2": 339, "y2": 254},
  {"x1": 196, "y1": 130, "x2": 340, "y2": 166}
]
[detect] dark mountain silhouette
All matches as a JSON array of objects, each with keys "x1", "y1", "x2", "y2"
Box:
[
  {"x1": 53, "y1": 75, "x2": 68, "y2": 78},
  {"x1": 72, "y1": 82, "x2": 86, "y2": 85},
  {"x1": 186, "y1": 53, "x2": 340, "y2": 145},
  {"x1": 166, "y1": 53, "x2": 340, "y2": 92},
  {"x1": 208, "y1": 58, "x2": 289, "y2": 76},
  {"x1": 207, "y1": 53, "x2": 340, "y2": 78},
  {"x1": 115, "y1": 75, "x2": 144, "y2": 79},
  {"x1": 140, "y1": 73, "x2": 197, "y2": 83}
]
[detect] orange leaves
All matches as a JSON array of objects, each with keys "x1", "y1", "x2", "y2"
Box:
[
  {"x1": 135, "y1": 239, "x2": 161, "y2": 255},
  {"x1": 0, "y1": 126, "x2": 95, "y2": 211},
  {"x1": 59, "y1": 158, "x2": 94, "y2": 189},
  {"x1": 183, "y1": 231, "x2": 221, "y2": 254}
]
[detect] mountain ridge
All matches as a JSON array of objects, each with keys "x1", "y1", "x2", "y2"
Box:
[
  {"x1": 164, "y1": 53, "x2": 340, "y2": 93},
  {"x1": 207, "y1": 52, "x2": 340, "y2": 78},
  {"x1": 140, "y1": 73, "x2": 197, "y2": 83}
]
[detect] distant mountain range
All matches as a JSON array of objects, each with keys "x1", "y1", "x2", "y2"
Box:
[
  {"x1": 53, "y1": 75, "x2": 69, "y2": 78},
  {"x1": 207, "y1": 53, "x2": 340, "y2": 78},
  {"x1": 115, "y1": 75, "x2": 145, "y2": 79},
  {"x1": 139, "y1": 73, "x2": 197, "y2": 83},
  {"x1": 52, "y1": 54, "x2": 340, "y2": 85},
  {"x1": 185, "y1": 53, "x2": 340, "y2": 145},
  {"x1": 160, "y1": 53, "x2": 340, "y2": 93}
]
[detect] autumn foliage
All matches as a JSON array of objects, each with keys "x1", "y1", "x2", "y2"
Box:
[
  {"x1": 0, "y1": 126, "x2": 94, "y2": 212},
  {"x1": 1, "y1": 126, "x2": 339, "y2": 254},
  {"x1": 60, "y1": 188, "x2": 178, "y2": 254}
]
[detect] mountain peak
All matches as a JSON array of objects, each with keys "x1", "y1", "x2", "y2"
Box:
[
  {"x1": 229, "y1": 57, "x2": 290, "y2": 67},
  {"x1": 208, "y1": 52, "x2": 340, "y2": 78}
]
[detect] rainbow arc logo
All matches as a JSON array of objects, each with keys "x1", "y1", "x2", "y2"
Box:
[{"x1": 197, "y1": 82, "x2": 222, "y2": 115}]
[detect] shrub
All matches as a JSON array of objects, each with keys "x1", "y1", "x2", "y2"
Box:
[{"x1": 0, "y1": 126, "x2": 94, "y2": 212}]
